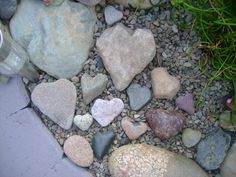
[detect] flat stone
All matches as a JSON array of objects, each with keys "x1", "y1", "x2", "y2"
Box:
[
  {"x1": 10, "y1": 0, "x2": 96, "y2": 78},
  {"x1": 114, "y1": 0, "x2": 160, "y2": 9},
  {"x1": 121, "y1": 117, "x2": 147, "y2": 140},
  {"x1": 63, "y1": 135, "x2": 93, "y2": 167},
  {"x1": 91, "y1": 98, "x2": 124, "y2": 127},
  {"x1": 176, "y1": 93, "x2": 195, "y2": 114},
  {"x1": 182, "y1": 128, "x2": 201, "y2": 148},
  {"x1": 151, "y1": 67, "x2": 180, "y2": 99},
  {"x1": 76, "y1": 0, "x2": 101, "y2": 6},
  {"x1": 81, "y1": 73, "x2": 108, "y2": 104},
  {"x1": 96, "y1": 23, "x2": 156, "y2": 91},
  {"x1": 104, "y1": 6, "x2": 123, "y2": 25},
  {"x1": 31, "y1": 79, "x2": 76, "y2": 130},
  {"x1": 109, "y1": 144, "x2": 208, "y2": 177},
  {"x1": 92, "y1": 130, "x2": 115, "y2": 160},
  {"x1": 127, "y1": 83, "x2": 151, "y2": 111},
  {"x1": 221, "y1": 143, "x2": 236, "y2": 177},
  {"x1": 146, "y1": 108, "x2": 185, "y2": 140},
  {"x1": 197, "y1": 128, "x2": 231, "y2": 170},
  {"x1": 219, "y1": 111, "x2": 236, "y2": 132},
  {"x1": 0, "y1": 0, "x2": 17, "y2": 20},
  {"x1": 74, "y1": 113, "x2": 93, "y2": 131}
]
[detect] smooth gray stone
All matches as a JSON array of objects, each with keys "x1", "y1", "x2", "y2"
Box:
[
  {"x1": 0, "y1": 0, "x2": 17, "y2": 20},
  {"x1": 104, "y1": 5, "x2": 123, "y2": 25}
]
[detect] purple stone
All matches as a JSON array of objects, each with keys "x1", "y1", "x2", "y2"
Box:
[{"x1": 176, "y1": 93, "x2": 195, "y2": 115}]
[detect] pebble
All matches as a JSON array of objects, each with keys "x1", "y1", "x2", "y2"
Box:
[
  {"x1": 104, "y1": 5, "x2": 123, "y2": 25},
  {"x1": 176, "y1": 93, "x2": 195, "y2": 115},
  {"x1": 151, "y1": 67, "x2": 180, "y2": 99},
  {"x1": 127, "y1": 83, "x2": 151, "y2": 111},
  {"x1": 221, "y1": 143, "x2": 236, "y2": 177},
  {"x1": 31, "y1": 79, "x2": 76, "y2": 130},
  {"x1": 92, "y1": 130, "x2": 115, "y2": 160},
  {"x1": 0, "y1": 0, "x2": 17, "y2": 20},
  {"x1": 196, "y1": 128, "x2": 231, "y2": 170},
  {"x1": 121, "y1": 117, "x2": 148, "y2": 140},
  {"x1": 91, "y1": 98, "x2": 124, "y2": 127},
  {"x1": 76, "y1": 0, "x2": 101, "y2": 6},
  {"x1": 146, "y1": 108, "x2": 185, "y2": 139},
  {"x1": 182, "y1": 128, "x2": 201, "y2": 148},
  {"x1": 219, "y1": 111, "x2": 236, "y2": 132},
  {"x1": 63, "y1": 135, "x2": 93, "y2": 167},
  {"x1": 73, "y1": 113, "x2": 93, "y2": 131}
]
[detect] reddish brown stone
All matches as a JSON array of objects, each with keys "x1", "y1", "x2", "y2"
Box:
[{"x1": 146, "y1": 109, "x2": 185, "y2": 139}]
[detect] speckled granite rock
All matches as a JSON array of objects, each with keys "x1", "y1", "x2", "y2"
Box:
[
  {"x1": 221, "y1": 143, "x2": 236, "y2": 177},
  {"x1": 109, "y1": 144, "x2": 208, "y2": 177},
  {"x1": 73, "y1": 114, "x2": 93, "y2": 131}
]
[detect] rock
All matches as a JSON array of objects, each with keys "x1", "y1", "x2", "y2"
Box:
[
  {"x1": 91, "y1": 98, "x2": 124, "y2": 127},
  {"x1": 31, "y1": 79, "x2": 76, "y2": 130},
  {"x1": 121, "y1": 117, "x2": 147, "y2": 140},
  {"x1": 196, "y1": 128, "x2": 231, "y2": 170},
  {"x1": 81, "y1": 73, "x2": 108, "y2": 105},
  {"x1": 96, "y1": 23, "x2": 156, "y2": 91},
  {"x1": 0, "y1": 0, "x2": 17, "y2": 20},
  {"x1": 63, "y1": 135, "x2": 93, "y2": 167},
  {"x1": 146, "y1": 109, "x2": 185, "y2": 139},
  {"x1": 114, "y1": 0, "x2": 160, "y2": 9},
  {"x1": 182, "y1": 128, "x2": 201, "y2": 148},
  {"x1": 219, "y1": 111, "x2": 236, "y2": 132},
  {"x1": 151, "y1": 67, "x2": 180, "y2": 99},
  {"x1": 92, "y1": 130, "x2": 115, "y2": 160},
  {"x1": 109, "y1": 144, "x2": 209, "y2": 177},
  {"x1": 127, "y1": 83, "x2": 151, "y2": 111},
  {"x1": 221, "y1": 143, "x2": 236, "y2": 177},
  {"x1": 42, "y1": 0, "x2": 65, "y2": 6},
  {"x1": 73, "y1": 113, "x2": 93, "y2": 131},
  {"x1": 10, "y1": 0, "x2": 96, "y2": 78},
  {"x1": 76, "y1": 0, "x2": 101, "y2": 6},
  {"x1": 176, "y1": 93, "x2": 195, "y2": 114},
  {"x1": 104, "y1": 6, "x2": 123, "y2": 25}
]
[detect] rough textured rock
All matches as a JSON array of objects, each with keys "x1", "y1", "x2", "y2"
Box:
[
  {"x1": 81, "y1": 73, "x2": 108, "y2": 105},
  {"x1": 31, "y1": 79, "x2": 76, "y2": 130},
  {"x1": 219, "y1": 111, "x2": 236, "y2": 132},
  {"x1": 76, "y1": 0, "x2": 101, "y2": 6},
  {"x1": 176, "y1": 93, "x2": 195, "y2": 114},
  {"x1": 109, "y1": 144, "x2": 209, "y2": 177},
  {"x1": 0, "y1": 0, "x2": 17, "y2": 20},
  {"x1": 73, "y1": 114, "x2": 93, "y2": 131},
  {"x1": 92, "y1": 130, "x2": 115, "y2": 160},
  {"x1": 146, "y1": 109, "x2": 185, "y2": 139},
  {"x1": 221, "y1": 143, "x2": 236, "y2": 177},
  {"x1": 91, "y1": 98, "x2": 124, "y2": 127},
  {"x1": 104, "y1": 6, "x2": 123, "y2": 25},
  {"x1": 197, "y1": 128, "x2": 231, "y2": 170},
  {"x1": 114, "y1": 0, "x2": 160, "y2": 9},
  {"x1": 121, "y1": 117, "x2": 147, "y2": 140},
  {"x1": 182, "y1": 128, "x2": 201, "y2": 148},
  {"x1": 127, "y1": 83, "x2": 151, "y2": 111},
  {"x1": 10, "y1": 0, "x2": 96, "y2": 78},
  {"x1": 63, "y1": 135, "x2": 93, "y2": 167},
  {"x1": 96, "y1": 23, "x2": 156, "y2": 91},
  {"x1": 151, "y1": 67, "x2": 180, "y2": 99}
]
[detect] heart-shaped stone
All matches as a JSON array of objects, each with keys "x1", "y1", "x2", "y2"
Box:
[
  {"x1": 81, "y1": 73, "x2": 108, "y2": 104},
  {"x1": 31, "y1": 79, "x2": 76, "y2": 130},
  {"x1": 96, "y1": 23, "x2": 156, "y2": 91},
  {"x1": 121, "y1": 117, "x2": 148, "y2": 140},
  {"x1": 73, "y1": 113, "x2": 93, "y2": 131},
  {"x1": 176, "y1": 93, "x2": 195, "y2": 115},
  {"x1": 91, "y1": 98, "x2": 124, "y2": 127},
  {"x1": 127, "y1": 83, "x2": 151, "y2": 111}
]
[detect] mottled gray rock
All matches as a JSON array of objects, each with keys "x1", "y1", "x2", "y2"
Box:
[
  {"x1": 91, "y1": 98, "x2": 124, "y2": 127},
  {"x1": 0, "y1": 0, "x2": 17, "y2": 20},
  {"x1": 81, "y1": 73, "x2": 108, "y2": 104},
  {"x1": 104, "y1": 6, "x2": 123, "y2": 25},
  {"x1": 182, "y1": 128, "x2": 201, "y2": 148},
  {"x1": 114, "y1": 0, "x2": 160, "y2": 9},
  {"x1": 197, "y1": 128, "x2": 231, "y2": 170},
  {"x1": 31, "y1": 79, "x2": 76, "y2": 130},
  {"x1": 76, "y1": 0, "x2": 101, "y2": 6},
  {"x1": 10, "y1": 0, "x2": 96, "y2": 78},
  {"x1": 151, "y1": 67, "x2": 180, "y2": 99},
  {"x1": 74, "y1": 113, "x2": 93, "y2": 131},
  {"x1": 176, "y1": 93, "x2": 195, "y2": 114},
  {"x1": 109, "y1": 144, "x2": 209, "y2": 177},
  {"x1": 96, "y1": 23, "x2": 156, "y2": 91},
  {"x1": 221, "y1": 143, "x2": 236, "y2": 177},
  {"x1": 219, "y1": 111, "x2": 236, "y2": 132},
  {"x1": 63, "y1": 135, "x2": 93, "y2": 167},
  {"x1": 146, "y1": 109, "x2": 185, "y2": 140},
  {"x1": 127, "y1": 83, "x2": 151, "y2": 111}
]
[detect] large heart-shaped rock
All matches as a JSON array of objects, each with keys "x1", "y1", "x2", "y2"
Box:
[
  {"x1": 91, "y1": 98, "x2": 124, "y2": 127},
  {"x1": 96, "y1": 23, "x2": 156, "y2": 91},
  {"x1": 31, "y1": 79, "x2": 76, "y2": 130}
]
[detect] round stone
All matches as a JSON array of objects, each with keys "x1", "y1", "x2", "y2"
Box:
[{"x1": 182, "y1": 128, "x2": 201, "y2": 148}]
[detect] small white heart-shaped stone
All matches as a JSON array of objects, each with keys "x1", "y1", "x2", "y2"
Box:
[{"x1": 74, "y1": 113, "x2": 93, "y2": 131}]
